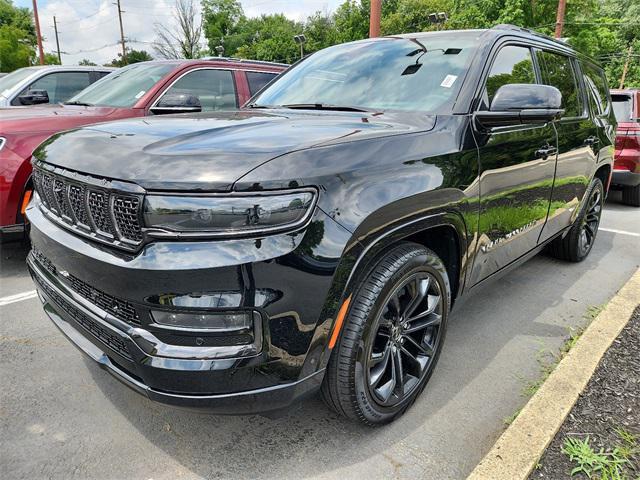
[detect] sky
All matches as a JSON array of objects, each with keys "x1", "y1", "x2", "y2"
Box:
[{"x1": 15, "y1": 0, "x2": 343, "y2": 65}]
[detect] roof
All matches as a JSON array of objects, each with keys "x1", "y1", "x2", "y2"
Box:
[{"x1": 139, "y1": 58, "x2": 289, "y2": 69}]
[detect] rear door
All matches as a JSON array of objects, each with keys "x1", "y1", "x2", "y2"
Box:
[
  {"x1": 469, "y1": 44, "x2": 558, "y2": 285},
  {"x1": 535, "y1": 50, "x2": 596, "y2": 242}
]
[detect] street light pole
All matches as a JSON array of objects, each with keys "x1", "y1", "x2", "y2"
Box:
[{"x1": 32, "y1": 0, "x2": 45, "y2": 65}]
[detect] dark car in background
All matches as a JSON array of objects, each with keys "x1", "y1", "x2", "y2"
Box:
[
  {"x1": 0, "y1": 58, "x2": 287, "y2": 240},
  {"x1": 0, "y1": 65, "x2": 115, "y2": 107},
  {"x1": 27, "y1": 25, "x2": 615, "y2": 425},
  {"x1": 611, "y1": 89, "x2": 640, "y2": 206}
]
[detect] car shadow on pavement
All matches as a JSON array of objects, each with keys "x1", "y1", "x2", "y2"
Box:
[{"x1": 81, "y1": 238, "x2": 626, "y2": 479}]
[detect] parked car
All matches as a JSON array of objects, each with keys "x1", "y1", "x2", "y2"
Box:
[
  {"x1": 26, "y1": 25, "x2": 615, "y2": 425},
  {"x1": 0, "y1": 65, "x2": 115, "y2": 107},
  {"x1": 0, "y1": 58, "x2": 287, "y2": 240},
  {"x1": 611, "y1": 89, "x2": 640, "y2": 206}
]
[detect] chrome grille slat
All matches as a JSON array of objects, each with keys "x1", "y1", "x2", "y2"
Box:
[{"x1": 32, "y1": 166, "x2": 143, "y2": 251}]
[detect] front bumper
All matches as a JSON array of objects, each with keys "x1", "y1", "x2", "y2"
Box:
[{"x1": 27, "y1": 198, "x2": 352, "y2": 413}]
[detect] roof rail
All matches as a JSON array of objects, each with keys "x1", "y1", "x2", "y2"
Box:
[
  {"x1": 198, "y1": 56, "x2": 289, "y2": 67},
  {"x1": 492, "y1": 24, "x2": 570, "y2": 47}
]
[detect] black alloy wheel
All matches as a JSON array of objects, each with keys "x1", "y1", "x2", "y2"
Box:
[
  {"x1": 321, "y1": 243, "x2": 450, "y2": 425},
  {"x1": 577, "y1": 185, "x2": 602, "y2": 257},
  {"x1": 366, "y1": 272, "x2": 443, "y2": 407},
  {"x1": 549, "y1": 177, "x2": 604, "y2": 262}
]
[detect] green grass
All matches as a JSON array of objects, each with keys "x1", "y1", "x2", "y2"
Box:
[{"x1": 561, "y1": 430, "x2": 638, "y2": 479}]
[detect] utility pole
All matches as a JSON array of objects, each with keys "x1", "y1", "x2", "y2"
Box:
[
  {"x1": 53, "y1": 16, "x2": 61, "y2": 64},
  {"x1": 32, "y1": 0, "x2": 45, "y2": 65},
  {"x1": 554, "y1": 0, "x2": 567, "y2": 39},
  {"x1": 369, "y1": 0, "x2": 381, "y2": 38},
  {"x1": 620, "y1": 44, "x2": 633, "y2": 89},
  {"x1": 115, "y1": 0, "x2": 127, "y2": 64}
]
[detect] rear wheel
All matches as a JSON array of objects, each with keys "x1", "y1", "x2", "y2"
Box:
[
  {"x1": 622, "y1": 184, "x2": 640, "y2": 207},
  {"x1": 548, "y1": 177, "x2": 604, "y2": 262},
  {"x1": 321, "y1": 243, "x2": 450, "y2": 425}
]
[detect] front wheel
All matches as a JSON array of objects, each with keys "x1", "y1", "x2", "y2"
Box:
[
  {"x1": 548, "y1": 177, "x2": 604, "y2": 262},
  {"x1": 321, "y1": 243, "x2": 450, "y2": 425}
]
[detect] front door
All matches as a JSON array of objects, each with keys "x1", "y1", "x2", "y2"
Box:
[{"x1": 469, "y1": 44, "x2": 558, "y2": 286}]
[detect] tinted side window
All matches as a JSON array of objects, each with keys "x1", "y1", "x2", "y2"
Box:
[
  {"x1": 17, "y1": 72, "x2": 93, "y2": 104},
  {"x1": 536, "y1": 51, "x2": 583, "y2": 117},
  {"x1": 612, "y1": 94, "x2": 633, "y2": 122},
  {"x1": 53, "y1": 72, "x2": 92, "y2": 103},
  {"x1": 246, "y1": 71, "x2": 277, "y2": 96},
  {"x1": 161, "y1": 69, "x2": 237, "y2": 111},
  {"x1": 485, "y1": 45, "x2": 536, "y2": 106},
  {"x1": 581, "y1": 62, "x2": 610, "y2": 116}
]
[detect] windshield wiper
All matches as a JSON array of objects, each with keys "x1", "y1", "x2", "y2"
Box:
[
  {"x1": 246, "y1": 103, "x2": 272, "y2": 109},
  {"x1": 280, "y1": 103, "x2": 370, "y2": 113},
  {"x1": 64, "y1": 101, "x2": 93, "y2": 106}
]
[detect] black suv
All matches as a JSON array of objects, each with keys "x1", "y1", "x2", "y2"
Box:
[{"x1": 27, "y1": 25, "x2": 615, "y2": 425}]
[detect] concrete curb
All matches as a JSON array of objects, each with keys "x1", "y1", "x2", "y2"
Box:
[{"x1": 467, "y1": 268, "x2": 640, "y2": 480}]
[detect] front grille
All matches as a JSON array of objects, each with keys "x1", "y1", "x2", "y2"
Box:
[
  {"x1": 33, "y1": 167, "x2": 144, "y2": 250},
  {"x1": 31, "y1": 269, "x2": 132, "y2": 360},
  {"x1": 31, "y1": 248, "x2": 141, "y2": 326}
]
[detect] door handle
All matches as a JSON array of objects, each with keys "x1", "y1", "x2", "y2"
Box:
[
  {"x1": 584, "y1": 136, "x2": 600, "y2": 146},
  {"x1": 535, "y1": 146, "x2": 557, "y2": 160}
]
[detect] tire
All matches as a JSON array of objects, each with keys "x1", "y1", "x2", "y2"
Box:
[
  {"x1": 548, "y1": 177, "x2": 604, "y2": 262},
  {"x1": 622, "y1": 184, "x2": 640, "y2": 207},
  {"x1": 321, "y1": 242, "x2": 450, "y2": 426}
]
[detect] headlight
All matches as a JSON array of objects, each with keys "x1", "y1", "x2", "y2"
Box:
[{"x1": 143, "y1": 189, "x2": 316, "y2": 236}]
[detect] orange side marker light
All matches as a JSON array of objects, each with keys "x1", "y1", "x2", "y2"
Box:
[
  {"x1": 328, "y1": 295, "x2": 352, "y2": 349},
  {"x1": 21, "y1": 190, "x2": 33, "y2": 214}
]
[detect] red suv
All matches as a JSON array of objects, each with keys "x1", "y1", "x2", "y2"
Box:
[
  {"x1": 0, "y1": 58, "x2": 287, "y2": 239},
  {"x1": 611, "y1": 89, "x2": 640, "y2": 206}
]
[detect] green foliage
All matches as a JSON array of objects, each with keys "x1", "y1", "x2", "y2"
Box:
[
  {"x1": 108, "y1": 49, "x2": 153, "y2": 67},
  {"x1": 561, "y1": 432, "x2": 637, "y2": 479},
  {"x1": 43, "y1": 52, "x2": 60, "y2": 65},
  {"x1": 0, "y1": 0, "x2": 36, "y2": 71},
  {"x1": 200, "y1": 0, "x2": 639, "y2": 86},
  {"x1": 78, "y1": 59, "x2": 97, "y2": 66}
]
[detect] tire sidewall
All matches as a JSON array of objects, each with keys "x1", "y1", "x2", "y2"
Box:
[{"x1": 352, "y1": 248, "x2": 450, "y2": 424}]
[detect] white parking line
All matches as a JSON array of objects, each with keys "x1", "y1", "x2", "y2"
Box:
[
  {"x1": 0, "y1": 290, "x2": 38, "y2": 306},
  {"x1": 600, "y1": 227, "x2": 640, "y2": 237}
]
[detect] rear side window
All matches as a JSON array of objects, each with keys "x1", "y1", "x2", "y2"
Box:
[
  {"x1": 485, "y1": 46, "x2": 536, "y2": 106},
  {"x1": 536, "y1": 51, "x2": 583, "y2": 118},
  {"x1": 611, "y1": 94, "x2": 633, "y2": 122},
  {"x1": 246, "y1": 71, "x2": 277, "y2": 96},
  {"x1": 161, "y1": 69, "x2": 237, "y2": 111},
  {"x1": 581, "y1": 62, "x2": 610, "y2": 116}
]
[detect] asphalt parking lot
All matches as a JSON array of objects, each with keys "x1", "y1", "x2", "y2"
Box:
[{"x1": 1, "y1": 191, "x2": 638, "y2": 480}]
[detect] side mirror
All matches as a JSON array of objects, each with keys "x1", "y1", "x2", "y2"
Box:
[
  {"x1": 475, "y1": 84, "x2": 564, "y2": 129},
  {"x1": 18, "y1": 89, "x2": 50, "y2": 105},
  {"x1": 150, "y1": 93, "x2": 202, "y2": 115}
]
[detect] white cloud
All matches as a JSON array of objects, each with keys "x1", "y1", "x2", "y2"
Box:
[{"x1": 34, "y1": 0, "x2": 344, "y2": 66}]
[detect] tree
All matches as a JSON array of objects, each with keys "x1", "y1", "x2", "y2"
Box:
[
  {"x1": 202, "y1": 0, "x2": 245, "y2": 56},
  {"x1": 0, "y1": 0, "x2": 36, "y2": 71},
  {"x1": 108, "y1": 49, "x2": 153, "y2": 67},
  {"x1": 78, "y1": 58, "x2": 97, "y2": 66},
  {"x1": 154, "y1": 0, "x2": 202, "y2": 59},
  {"x1": 234, "y1": 14, "x2": 302, "y2": 64},
  {"x1": 332, "y1": 0, "x2": 369, "y2": 43},
  {"x1": 43, "y1": 52, "x2": 60, "y2": 65}
]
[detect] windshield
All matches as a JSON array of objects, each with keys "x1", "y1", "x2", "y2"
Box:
[
  {"x1": 0, "y1": 67, "x2": 38, "y2": 96},
  {"x1": 252, "y1": 32, "x2": 481, "y2": 113},
  {"x1": 612, "y1": 94, "x2": 634, "y2": 122},
  {"x1": 68, "y1": 62, "x2": 177, "y2": 108}
]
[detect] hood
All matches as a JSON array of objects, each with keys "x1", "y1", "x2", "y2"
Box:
[
  {"x1": 1, "y1": 104, "x2": 123, "y2": 134},
  {"x1": 35, "y1": 109, "x2": 436, "y2": 190}
]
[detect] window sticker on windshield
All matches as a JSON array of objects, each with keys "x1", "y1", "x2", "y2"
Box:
[
  {"x1": 134, "y1": 90, "x2": 146, "y2": 99},
  {"x1": 440, "y1": 75, "x2": 458, "y2": 88}
]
